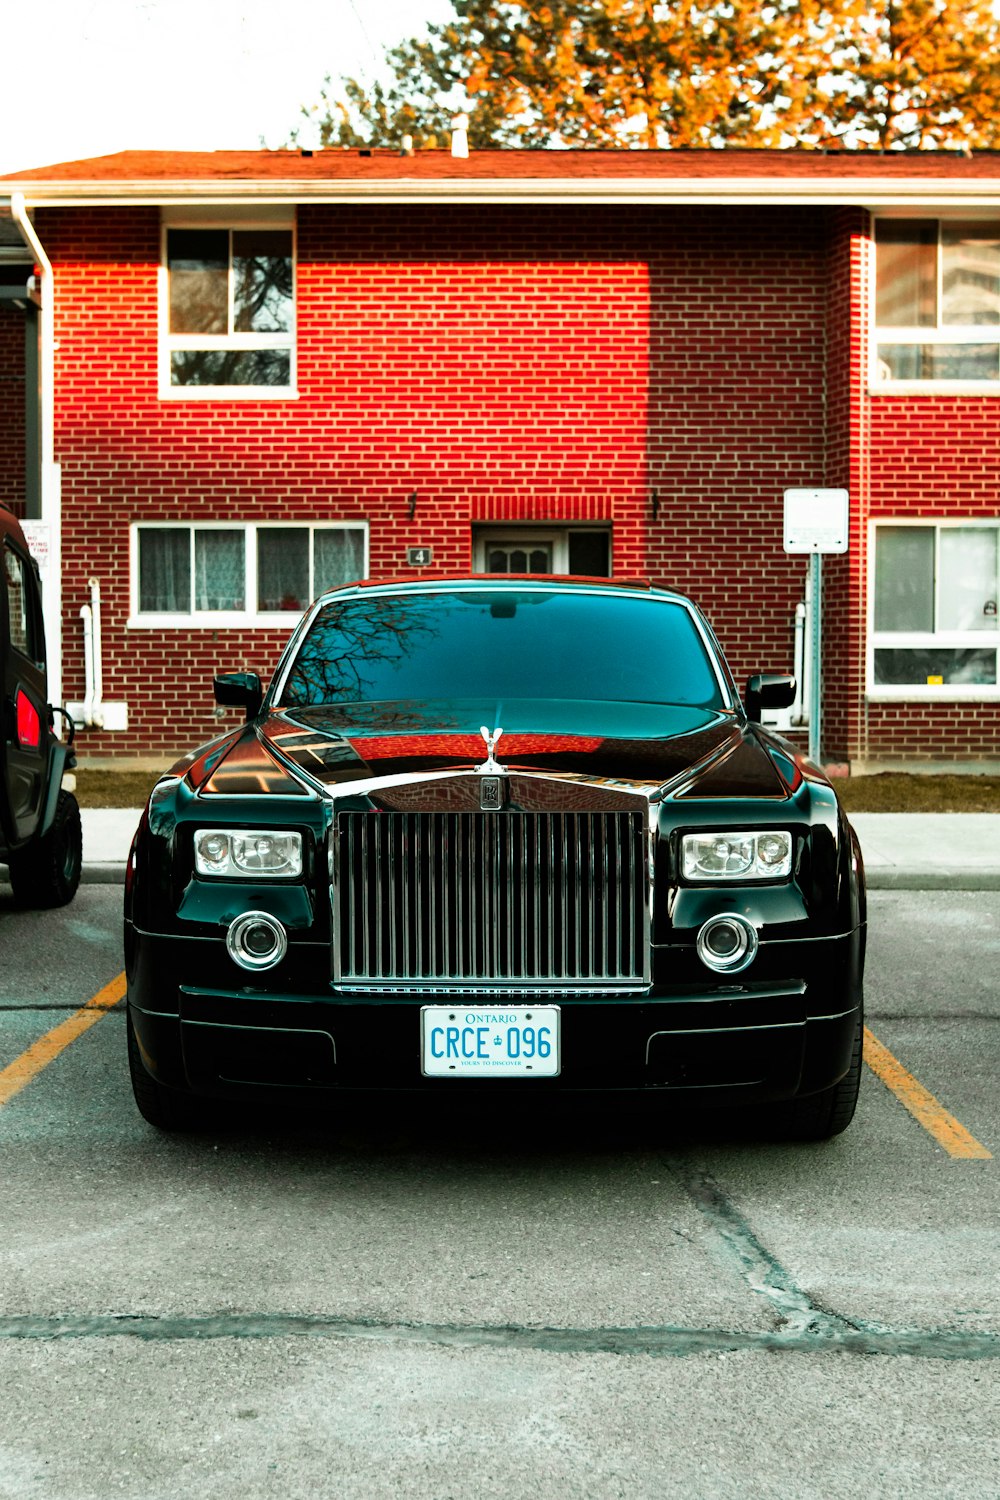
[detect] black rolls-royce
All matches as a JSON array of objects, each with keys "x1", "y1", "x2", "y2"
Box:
[{"x1": 125, "y1": 576, "x2": 866, "y2": 1138}]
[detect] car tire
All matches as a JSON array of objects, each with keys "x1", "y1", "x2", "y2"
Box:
[
  {"x1": 127, "y1": 1006, "x2": 206, "y2": 1131},
  {"x1": 772, "y1": 1005, "x2": 864, "y2": 1142},
  {"x1": 8, "y1": 789, "x2": 83, "y2": 908}
]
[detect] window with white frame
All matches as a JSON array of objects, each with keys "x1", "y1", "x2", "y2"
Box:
[
  {"x1": 870, "y1": 522, "x2": 1000, "y2": 692},
  {"x1": 163, "y1": 227, "x2": 295, "y2": 390},
  {"x1": 874, "y1": 220, "x2": 1000, "y2": 384},
  {"x1": 132, "y1": 523, "x2": 366, "y2": 623}
]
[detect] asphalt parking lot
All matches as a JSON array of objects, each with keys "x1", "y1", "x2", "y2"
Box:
[{"x1": 0, "y1": 883, "x2": 996, "y2": 1499}]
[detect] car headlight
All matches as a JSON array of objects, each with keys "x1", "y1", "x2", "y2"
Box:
[
  {"x1": 681, "y1": 830, "x2": 792, "y2": 881},
  {"x1": 194, "y1": 829, "x2": 303, "y2": 878}
]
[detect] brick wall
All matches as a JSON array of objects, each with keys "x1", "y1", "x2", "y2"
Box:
[
  {"x1": 36, "y1": 202, "x2": 875, "y2": 762},
  {"x1": 644, "y1": 207, "x2": 827, "y2": 696},
  {"x1": 0, "y1": 306, "x2": 26, "y2": 517},
  {"x1": 41, "y1": 204, "x2": 650, "y2": 757},
  {"x1": 864, "y1": 394, "x2": 1000, "y2": 762}
]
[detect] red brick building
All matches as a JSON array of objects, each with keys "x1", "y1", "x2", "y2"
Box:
[{"x1": 2, "y1": 147, "x2": 1000, "y2": 770}]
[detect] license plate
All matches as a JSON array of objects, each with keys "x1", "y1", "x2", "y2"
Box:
[{"x1": 421, "y1": 1006, "x2": 560, "y2": 1078}]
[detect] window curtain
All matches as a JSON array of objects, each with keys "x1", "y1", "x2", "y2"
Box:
[
  {"x1": 195, "y1": 530, "x2": 245, "y2": 611},
  {"x1": 314, "y1": 529, "x2": 365, "y2": 592},
  {"x1": 939, "y1": 529, "x2": 998, "y2": 631},
  {"x1": 139, "y1": 530, "x2": 189, "y2": 613},
  {"x1": 258, "y1": 529, "x2": 309, "y2": 611}
]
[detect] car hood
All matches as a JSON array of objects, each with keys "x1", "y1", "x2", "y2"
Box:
[{"x1": 189, "y1": 698, "x2": 796, "y2": 800}]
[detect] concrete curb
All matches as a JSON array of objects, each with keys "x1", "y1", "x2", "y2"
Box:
[
  {"x1": 81, "y1": 865, "x2": 127, "y2": 885},
  {"x1": 849, "y1": 812, "x2": 1000, "y2": 893},
  {"x1": 864, "y1": 870, "x2": 1000, "y2": 891}
]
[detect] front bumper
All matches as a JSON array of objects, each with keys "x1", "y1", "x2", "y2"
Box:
[{"x1": 126, "y1": 924, "x2": 863, "y2": 1107}]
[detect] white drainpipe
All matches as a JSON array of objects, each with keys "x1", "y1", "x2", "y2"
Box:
[
  {"x1": 78, "y1": 578, "x2": 105, "y2": 728},
  {"x1": 9, "y1": 193, "x2": 62, "y2": 710},
  {"x1": 792, "y1": 599, "x2": 807, "y2": 725},
  {"x1": 80, "y1": 602, "x2": 94, "y2": 726},
  {"x1": 88, "y1": 576, "x2": 104, "y2": 727}
]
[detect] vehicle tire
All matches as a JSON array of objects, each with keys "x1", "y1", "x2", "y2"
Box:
[
  {"x1": 127, "y1": 1006, "x2": 207, "y2": 1131},
  {"x1": 771, "y1": 1005, "x2": 864, "y2": 1142},
  {"x1": 8, "y1": 789, "x2": 83, "y2": 908}
]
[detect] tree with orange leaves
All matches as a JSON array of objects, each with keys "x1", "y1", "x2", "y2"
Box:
[
  {"x1": 293, "y1": 0, "x2": 1000, "y2": 151},
  {"x1": 780, "y1": 0, "x2": 1000, "y2": 149}
]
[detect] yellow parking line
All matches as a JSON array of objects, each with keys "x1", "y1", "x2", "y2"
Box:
[
  {"x1": 863, "y1": 1026, "x2": 992, "y2": 1160},
  {"x1": 1, "y1": 983, "x2": 991, "y2": 1158},
  {"x1": 0, "y1": 972, "x2": 126, "y2": 1110}
]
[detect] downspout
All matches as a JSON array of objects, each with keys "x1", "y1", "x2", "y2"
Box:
[
  {"x1": 87, "y1": 577, "x2": 104, "y2": 727},
  {"x1": 78, "y1": 580, "x2": 105, "y2": 727},
  {"x1": 9, "y1": 193, "x2": 61, "y2": 709},
  {"x1": 80, "y1": 600, "x2": 94, "y2": 726},
  {"x1": 791, "y1": 599, "x2": 807, "y2": 726}
]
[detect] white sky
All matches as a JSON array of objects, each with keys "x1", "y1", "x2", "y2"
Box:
[{"x1": 0, "y1": 0, "x2": 455, "y2": 176}]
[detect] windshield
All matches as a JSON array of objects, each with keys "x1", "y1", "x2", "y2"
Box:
[{"x1": 278, "y1": 589, "x2": 726, "y2": 710}]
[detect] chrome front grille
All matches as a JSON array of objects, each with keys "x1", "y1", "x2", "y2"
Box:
[{"x1": 334, "y1": 810, "x2": 649, "y2": 989}]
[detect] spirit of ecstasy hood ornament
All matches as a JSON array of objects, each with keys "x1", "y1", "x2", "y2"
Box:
[{"x1": 477, "y1": 725, "x2": 505, "y2": 774}]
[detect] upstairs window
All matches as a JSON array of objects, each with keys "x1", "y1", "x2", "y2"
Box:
[
  {"x1": 871, "y1": 522, "x2": 1000, "y2": 694},
  {"x1": 875, "y1": 220, "x2": 1000, "y2": 385},
  {"x1": 163, "y1": 227, "x2": 295, "y2": 392}
]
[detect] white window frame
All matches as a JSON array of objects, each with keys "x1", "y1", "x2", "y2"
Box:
[
  {"x1": 867, "y1": 518, "x2": 1000, "y2": 700},
  {"x1": 871, "y1": 216, "x2": 1000, "y2": 395},
  {"x1": 159, "y1": 211, "x2": 297, "y2": 400},
  {"x1": 128, "y1": 521, "x2": 368, "y2": 628}
]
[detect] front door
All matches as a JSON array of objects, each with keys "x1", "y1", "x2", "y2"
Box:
[
  {"x1": 473, "y1": 528, "x2": 611, "y2": 576},
  {"x1": 1, "y1": 537, "x2": 48, "y2": 847}
]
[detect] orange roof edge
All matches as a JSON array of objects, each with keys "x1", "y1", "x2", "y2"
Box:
[{"x1": 5, "y1": 145, "x2": 1000, "y2": 185}]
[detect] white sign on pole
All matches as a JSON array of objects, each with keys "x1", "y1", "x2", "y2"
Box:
[{"x1": 783, "y1": 488, "x2": 849, "y2": 554}]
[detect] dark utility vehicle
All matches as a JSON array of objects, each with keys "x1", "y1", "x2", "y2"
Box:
[{"x1": 0, "y1": 504, "x2": 81, "y2": 906}]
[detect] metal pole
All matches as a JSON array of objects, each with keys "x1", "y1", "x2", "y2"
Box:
[{"x1": 808, "y1": 552, "x2": 822, "y2": 765}]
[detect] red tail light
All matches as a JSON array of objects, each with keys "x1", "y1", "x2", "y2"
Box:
[{"x1": 15, "y1": 689, "x2": 41, "y2": 749}]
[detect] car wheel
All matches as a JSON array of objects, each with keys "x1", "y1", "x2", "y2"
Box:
[
  {"x1": 8, "y1": 789, "x2": 83, "y2": 908},
  {"x1": 127, "y1": 1006, "x2": 206, "y2": 1131},
  {"x1": 772, "y1": 1005, "x2": 864, "y2": 1142}
]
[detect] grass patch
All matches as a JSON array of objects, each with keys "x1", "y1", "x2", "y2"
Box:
[
  {"x1": 836, "y1": 773, "x2": 1000, "y2": 814},
  {"x1": 71, "y1": 766, "x2": 1000, "y2": 813},
  {"x1": 74, "y1": 769, "x2": 170, "y2": 809}
]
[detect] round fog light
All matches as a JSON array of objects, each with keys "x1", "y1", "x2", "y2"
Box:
[
  {"x1": 226, "y1": 911, "x2": 288, "y2": 971},
  {"x1": 696, "y1": 913, "x2": 758, "y2": 974}
]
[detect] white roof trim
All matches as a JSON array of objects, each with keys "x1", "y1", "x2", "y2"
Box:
[{"x1": 3, "y1": 174, "x2": 1000, "y2": 211}]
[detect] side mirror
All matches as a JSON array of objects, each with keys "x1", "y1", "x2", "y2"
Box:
[
  {"x1": 213, "y1": 671, "x2": 263, "y2": 722},
  {"x1": 744, "y1": 673, "x2": 796, "y2": 724}
]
